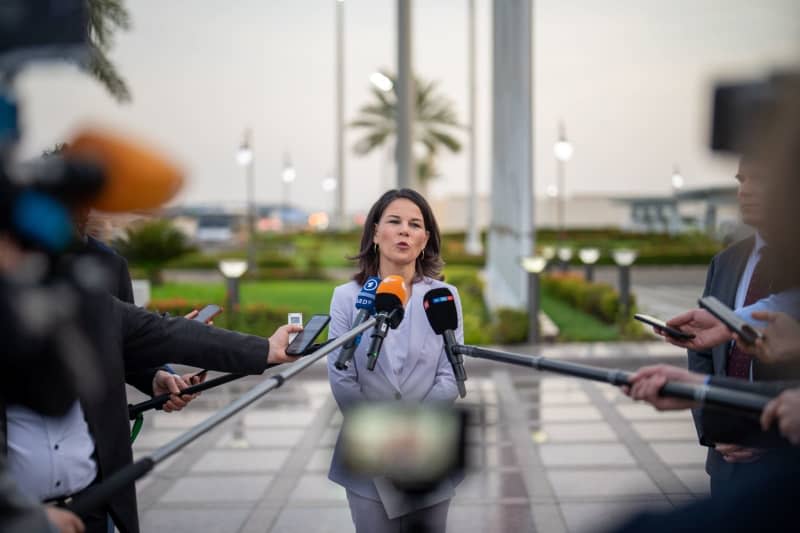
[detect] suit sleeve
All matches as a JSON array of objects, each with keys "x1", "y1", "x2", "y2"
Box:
[
  {"x1": 709, "y1": 376, "x2": 799, "y2": 397},
  {"x1": 422, "y1": 286, "x2": 462, "y2": 403},
  {"x1": 118, "y1": 299, "x2": 270, "y2": 375},
  {"x1": 327, "y1": 285, "x2": 366, "y2": 410},
  {"x1": 113, "y1": 253, "x2": 168, "y2": 396},
  {"x1": 689, "y1": 256, "x2": 718, "y2": 445}
]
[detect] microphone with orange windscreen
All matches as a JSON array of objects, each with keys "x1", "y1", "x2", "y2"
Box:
[
  {"x1": 366, "y1": 275, "x2": 408, "y2": 371},
  {"x1": 65, "y1": 127, "x2": 184, "y2": 212}
]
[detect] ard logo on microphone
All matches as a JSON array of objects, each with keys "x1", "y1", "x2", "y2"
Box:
[{"x1": 363, "y1": 278, "x2": 379, "y2": 292}]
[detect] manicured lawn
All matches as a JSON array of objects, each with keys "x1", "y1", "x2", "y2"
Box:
[
  {"x1": 152, "y1": 280, "x2": 340, "y2": 315},
  {"x1": 540, "y1": 288, "x2": 621, "y2": 342}
]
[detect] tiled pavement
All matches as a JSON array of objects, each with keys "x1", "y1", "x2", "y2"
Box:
[{"x1": 127, "y1": 342, "x2": 708, "y2": 533}]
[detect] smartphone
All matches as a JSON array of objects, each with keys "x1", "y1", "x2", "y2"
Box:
[
  {"x1": 698, "y1": 296, "x2": 763, "y2": 345},
  {"x1": 193, "y1": 304, "x2": 223, "y2": 323},
  {"x1": 286, "y1": 314, "x2": 331, "y2": 356},
  {"x1": 288, "y1": 312, "x2": 303, "y2": 343},
  {"x1": 191, "y1": 369, "x2": 208, "y2": 379},
  {"x1": 634, "y1": 313, "x2": 696, "y2": 340}
]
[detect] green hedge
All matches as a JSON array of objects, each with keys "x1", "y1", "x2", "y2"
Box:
[
  {"x1": 541, "y1": 273, "x2": 633, "y2": 324},
  {"x1": 148, "y1": 298, "x2": 292, "y2": 336}
]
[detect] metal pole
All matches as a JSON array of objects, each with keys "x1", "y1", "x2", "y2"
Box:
[
  {"x1": 619, "y1": 265, "x2": 630, "y2": 319},
  {"x1": 527, "y1": 271, "x2": 540, "y2": 343},
  {"x1": 150, "y1": 317, "x2": 376, "y2": 463},
  {"x1": 464, "y1": 0, "x2": 482, "y2": 255},
  {"x1": 68, "y1": 318, "x2": 378, "y2": 517},
  {"x1": 584, "y1": 264, "x2": 594, "y2": 282},
  {"x1": 335, "y1": 0, "x2": 346, "y2": 228},
  {"x1": 396, "y1": 0, "x2": 414, "y2": 189},
  {"x1": 245, "y1": 133, "x2": 256, "y2": 273},
  {"x1": 454, "y1": 344, "x2": 771, "y2": 413},
  {"x1": 556, "y1": 158, "x2": 565, "y2": 239}
]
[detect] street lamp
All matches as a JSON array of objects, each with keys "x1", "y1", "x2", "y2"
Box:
[
  {"x1": 281, "y1": 153, "x2": 296, "y2": 214},
  {"x1": 370, "y1": 71, "x2": 394, "y2": 92},
  {"x1": 612, "y1": 249, "x2": 638, "y2": 321},
  {"x1": 522, "y1": 255, "x2": 548, "y2": 344},
  {"x1": 322, "y1": 175, "x2": 337, "y2": 216},
  {"x1": 237, "y1": 130, "x2": 256, "y2": 272},
  {"x1": 556, "y1": 246, "x2": 573, "y2": 272},
  {"x1": 578, "y1": 247, "x2": 601, "y2": 282},
  {"x1": 553, "y1": 122, "x2": 573, "y2": 239},
  {"x1": 671, "y1": 165, "x2": 685, "y2": 192},
  {"x1": 219, "y1": 259, "x2": 248, "y2": 326}
]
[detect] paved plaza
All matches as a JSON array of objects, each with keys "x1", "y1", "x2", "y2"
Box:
[{"x1": 127, "y1": 342, "x2": 709, "y2": 533}]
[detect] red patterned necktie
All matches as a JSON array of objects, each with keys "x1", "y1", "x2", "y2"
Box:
[{"x1": 726, "y1": 247, "x2": 770, "y2": 378}]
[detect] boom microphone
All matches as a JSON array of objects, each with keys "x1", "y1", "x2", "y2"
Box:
[
  {"x1": 335, "y1": 276, "x2": 381, "y2": 370},
  {"x1": 423, "y1": 287, "x2": 467, "y2": 398},
  {"x1": 366, "y1": 275, "x2": 408, "y2": 371},
  {"x1": 64, "y1": 127, "x2": 184, "y2": 212}
]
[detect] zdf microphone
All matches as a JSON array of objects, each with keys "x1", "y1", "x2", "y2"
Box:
[
  {"x1": 335, "y1": 276, "x2": 381, "y2": 370},
  {"x1": 366, "y1": 275, "x2": 408, "y2": 371},
  {"x1": 423, "y1": 287, "x2": 467, "y2": 398}
]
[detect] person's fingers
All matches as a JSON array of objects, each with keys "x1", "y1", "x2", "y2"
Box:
[
  {"x1": 750, "y1": 311, "x2": 777, "y2": 323},
  {"x1": 761, "y1": 398, "x2": 780, "y2": 430},
  {"x1": 164, "y1": 375, "x2": 181, "y2": 395},
  {"x1": 185, "y1": 309, "x2": 199, "y2": 320},
  {"x1": 666, "y1": 310, "x2": 695, "y2": 327},
  {"x1": 620, "y1": 385, "x2": 631, "y2": 396}
]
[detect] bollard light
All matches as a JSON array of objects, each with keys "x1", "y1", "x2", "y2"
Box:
[{"x1": 578, "y1": 247, "x2": 601, "y2": 282}]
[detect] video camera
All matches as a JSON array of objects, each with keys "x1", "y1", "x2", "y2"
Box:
[
  {"x1": 711, "y1": 71, "x2": 799, "y2": 154},
  {"x1": 0, "y1": 1, "x2": 183, "y2": 416}
]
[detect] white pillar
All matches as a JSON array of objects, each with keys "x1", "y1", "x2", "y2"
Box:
[{"x1": 487, "y1": 0, "x2": 534, "y2": 310}]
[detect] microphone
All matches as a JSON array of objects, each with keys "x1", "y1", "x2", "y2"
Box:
[
  {"x1": 335, "y1": 276, "x2": 381, "y2": 370},
  {"x1": 64, "y1": 127, "x2": 184, "y2": 212},
  {"x1": 366, "y1": 275, "x2": 408, "y2": 371},
  {"x1": 423, "y1": 287, "x2": 467, "y2": 398}
]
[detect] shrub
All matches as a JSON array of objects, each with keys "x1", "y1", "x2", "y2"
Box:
[
  {"x1": 114, "y1": 220, "x2": 195, "y2": 284},
  {"x1": 541, "y1": 273, "x2": 636, "y2": 324},
  {"x1": 491, "y1": 308, "x2": 529, "y2": 344}
]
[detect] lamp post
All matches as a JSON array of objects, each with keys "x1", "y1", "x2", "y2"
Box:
[
  {"x1": 335, "y1": 0, "x2": 346, "y2": 230},
  {"x1": 219, "y1": 259, "x2": 248, "y2": 327},
  {"x1": 522, "y1": 255, "x2": 548, "y2": 344},
  {"x1": 553, "y1": 121, "x2": 574, "y2": 240},
  {"x1": 323, "y1": 175, "x2": 337, "y2": 218},
  {"x1": 612, "y1": 249, "x2": 638, "y2": 321},
  {"x1": 578, "y1": 247, "x2": 600, "y2": 282},
  {"x1": 556, "y1": 246, "x2": 573, "y2": 273},
  {"x1": 237, "y1": 130, "x2": 256, "y2": 272},
  {"x1": 281, "y1": 153, "x2": 296, "y2": 213},
  {"x1": 464, "y1": 0, "x2": 482, "y2": 256}
]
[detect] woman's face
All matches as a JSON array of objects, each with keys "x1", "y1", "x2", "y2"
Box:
[{"x1": 373, "y1": 198, "x2": 430, "y2": 268}]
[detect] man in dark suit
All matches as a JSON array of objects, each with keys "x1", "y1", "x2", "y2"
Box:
[
  {"x1": 683, "y1": 157, "x2": 771, "y2": 495},
  {"x1": 1, "y1": 236, "x2": 302, "y2": 533}
]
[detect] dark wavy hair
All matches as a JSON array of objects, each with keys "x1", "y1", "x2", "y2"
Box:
[{"x1": 352, "y1": 189, "x2": 444, "y2": 285}]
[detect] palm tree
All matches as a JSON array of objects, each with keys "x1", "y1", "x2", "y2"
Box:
[
  {"x1": 87, "y1": 0, "x2": 132, "y2": 102},
  {"x1": 350, "y1": 71, "x2": 463, "y2": 195}
]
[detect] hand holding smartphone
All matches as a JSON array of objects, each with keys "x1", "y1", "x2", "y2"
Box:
[
  {"x1": 286, "y1": 314, "x2": 331, "y2": 356},
  {"x1": 193, "y1": 304, "x2": 223, "y2": 324},
  {"x1": 698, "y1": 296, "x2": 763, "y2": 345},
  {"x1": 634, "y1": 313, "x2": 696, "y2": 340}
]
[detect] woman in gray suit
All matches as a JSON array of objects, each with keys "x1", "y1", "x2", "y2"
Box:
[{"x1": 327, "y1": 189, "x2": 464, "y2": 533}]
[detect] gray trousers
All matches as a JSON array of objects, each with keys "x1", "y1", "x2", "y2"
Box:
[{"x1": 346, "y1": 490, "x2": 450, "y2": 533}]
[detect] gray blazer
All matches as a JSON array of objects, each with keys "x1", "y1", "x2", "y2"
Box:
[
  {"x1": 689, "y1": 236, "x2": 754, "y2": 478},
  {"x1": 326, "y1": 277, "x2": 463, "y2": 518}
]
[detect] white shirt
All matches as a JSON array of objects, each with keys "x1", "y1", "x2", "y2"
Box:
[
  {"x1": 734, "y1": 232, "x2": 767, "y2": 310},
  {"x1": 6, "y1": 401, "x2": 97, "y2": 501},
  {"x1": 737, "y1": 289, "x2": 800, "y2": 327}
]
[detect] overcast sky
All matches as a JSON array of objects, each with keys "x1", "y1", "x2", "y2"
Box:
[{"x1": 15, "y1": 0, "x2": 800, "y2": 214}]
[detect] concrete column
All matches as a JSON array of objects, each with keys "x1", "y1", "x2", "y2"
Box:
[{"x1": 487, "y1": 0, "x2": 533, "y2": 310}]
